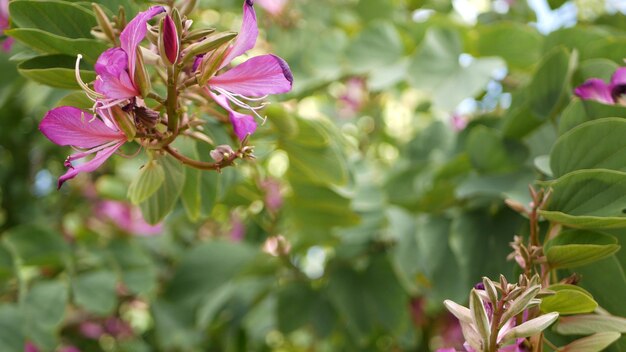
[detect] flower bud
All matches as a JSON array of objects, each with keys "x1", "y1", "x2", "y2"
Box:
[
  {"x1": 92, "y1": 3, "x2": 117, "y2": 44},
  {"x1": 110, "y1": 105, "x2": 136, "y2": 141},
  {"x1": 181, "y1": 32, "x2": 236, "y2": 66},
  {"x1": 159, "y1": 14, "x2": 179, "y2": 65},
  {"x1": 198, "y1": 42, "x2": 230, "y2": 84},
  {"x1": 210, "y1": 145, "x2": 235, "y2": 162},
  {"x1": 133, "y1": 47, "x2": 152, "y2": 98}
]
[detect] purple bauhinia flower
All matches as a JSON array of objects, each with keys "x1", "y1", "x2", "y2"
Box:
[
  {"x1": 0, "y1": 0, "x2": 14, "y2": 51},
  {"x1": 96, "y1": 200, "x2": 163, "y2": 235},
  {"x1": 78, "y1": 6, "x2": 166, "y2": 107},
  {"x1": 39, "y1": 106, "x2": 126, "y2": 188},
  {"x1": 201, "y1": 0, "x2": 293, "y2": 140},
  {"x1": 574, "y1": 67, "x2": 626, "y2": 105}
]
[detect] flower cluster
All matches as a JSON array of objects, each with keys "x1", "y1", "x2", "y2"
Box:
[
  {"x1": 439, "y1": 275, "x2": 558, "y2": 352},
  {"x1": 0, "y1": 0, "x2": 13, "y2": 51},
  {"x1": 39, "y1": 0, "x2": 293, "y2": 188}
]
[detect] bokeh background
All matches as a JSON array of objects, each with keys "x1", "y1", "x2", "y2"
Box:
[{"x1": 2, "y1": 0, "x2": 626, "y2": 351}]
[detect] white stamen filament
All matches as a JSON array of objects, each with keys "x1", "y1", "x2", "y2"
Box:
[
  {"x1": 67, "y1": 140, "x2": 121, "y2": 163},
  {"x1": 214, "y1": 87, "x2": 268, "y2": 123},
  {"x1": 75, "y1": 55, "x2": 105, "y2": 101}
]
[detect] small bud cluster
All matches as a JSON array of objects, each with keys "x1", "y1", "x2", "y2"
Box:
[{"x1": 444, "y1": 275, "x2": 558, "y2": 352}]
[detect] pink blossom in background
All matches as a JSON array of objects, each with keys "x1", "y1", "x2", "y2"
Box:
[
  {"x1": 262, "y1": 235, "x2": 290, "y2": 256},
  {"x1": 59, "y1": 347, "x2": 81, "y2": 352},
  {"x1": 256, "y1": 0, "x2": 287, "y2": 16},
  {"x1": 24, "y1": 342, "x2": 39, "y2": 352},
  {"x1": 0, "y1": 0, "x2": 13, "y2": 51},
  {"x1": 79, "y1": 321, "x2": 105, "y2": 340},
  {"x1": 96, "y1": 200, "x2": 162, "y2": 236},
  {"x1": 230, "y1": 213, "x2": 245, "y2": 242},
  {"x1": 575, "y1": 67, "x2": 626, "y2": 105},
  {"x1": 261, "y1": 178, "x2": 283, "y2": 213},
  {"x1": 338, "y1": 77, "x2": 367, "y2": 118},
  {"x1": 450, "y1": 113, "x2": 468, "y2": 132}
]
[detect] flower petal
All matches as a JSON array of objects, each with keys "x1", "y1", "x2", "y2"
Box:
[
  {"x1": 58, "y1": 140, "x2": 124, "y2": 188},
  {"x1": 219, "y1": 0, "x2": 258, "y2": 69},
  {"x1": 611, "y1": 67, "x2": 626, "y2": 86},
  {"x1": 574, "y1": 78, "x2": 614, "y2": 104},
  {"x1": 210, "y1": 54, "x2": 293, "y2": 96},
  {"x1": 95, "y1": 48, "x2": 128, "y2": 77},
  {"x1": 120, "y1": 6, "x2": 165, "y2": 80},
  {"x1": 210, "y1": 92, "x2": 257, "y2": 140},
  {"x1": 40, "y1": 106, "x2": 124, "y2": 148},
  {"x1": 94, "y1": 73, "x2": 138, "y2": 100}
]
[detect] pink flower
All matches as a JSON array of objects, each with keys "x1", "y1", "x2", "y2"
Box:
[
  {"x1": 256, "y1": 0, "x2": 287, "y2": 16},
  {"x1": 0, "y1": 0, "x2": 13, "y2": 51},
  {"x1": 80, "y1": 6, "x2": 165, "y2": 106},
  {"x1": 39, "y1": 107, "x2": 126, "y2": 188},
  {"x1": 96, "y1": 200, "x2": 162, "y2": 235},
  {"x1": 261, "y1": 178, "x2": 283, "y2": 213},
  {"x1": 24, "y1": 342, "x2": 39, "y2": 352},
  {"x1": 201, "y1": 0, "x2": 293, "y2": 140},
  {"x1": 574, "y1": 67, "x2": 626, "y2": 105}
]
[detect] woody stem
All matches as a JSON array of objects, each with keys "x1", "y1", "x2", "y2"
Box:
[{"x1": 163, "y1": 145, "x2": 237, "y2": 170}]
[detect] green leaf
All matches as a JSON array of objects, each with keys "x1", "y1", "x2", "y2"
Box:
[
  {"x1": 56, "y1": 91, "x2": 94, "y2": 110},
  {"x1": 164, "y1": 241, "x2": 257, "y2": 305},
  {"x1": 408, "y1": 28, "x2": 504, "y2": 110},
  {"x1": 0, "y1": 305, "x2": 24, "y2": 352},
  {"x1": 544, "y1": 230, "x2": 620, "y2": 269},
  {"x1": 140, "y1": 154, "x2": 185, "y2": 225},
  {"x1": 466, "y1": 126, "x2": 529, "y2": 174},
  {"x1": 327, "y1": 256, "x2": 409, "y2": 341},
  {"x1": 558, "y1": 99, "x2": 626, "y2": 135},
  {"x1": 18, "y1": 54, "x2": 96, "y2": 89},
  {"x1": 540, "y1": 284, "x2": 597, "y2": 315},
  {"x1": 346, "y1": 21, "x2": 403, "y2": 73},
  {"x1": 0, "y1": 246, "x2": 13, "y2": 282},
  {"x1": 177, "y1": 140, "x2": 201, "y2": 221},
  {"x1": 503, "y1": 47, "x2": 577, "y2": 138},
  {"x1": 540, "y1": 170, "x2": 626, "y2": 229},
  {"x1": 551, "y1": 118, "x2": 626, "y2": 177},
  {"x1": 6, "y1": 28, "x2": 108, "y2": 64},
  {"x1": 277, "y1": 282, "x2": 318, "y2": 333},
  {"x1": 72, "y1": 270, "x2": 117, "y2": 316},
  {"x1": 9, "y1": 0, "x2": 97, "y2": 38},
  {"x1": 3, "y1": 224, "x2": 69, "y2": 267},
  {"x1": 128, "y1": 160, "x2": 165, "y2": 205},
  {"x1": 23, "y1": 280, "x2": 68, "y2": 349},
  {"x1": 474, "y1": 22, "x2": 543, "y2": 70},
  {"x1": 555, "y1": 314, "x2": 626, "y2": 335},
  {"x1": 107, "y1": 238, "x2": 156, "y2": 295},
  {"x1": 559, "y1": 332, "x2": 621, "y2": 352}
]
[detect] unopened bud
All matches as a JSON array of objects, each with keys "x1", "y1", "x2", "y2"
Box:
[
  {"x1": 198, "y1": 42, "x2": 230, "y2": 84},
  {"x1": 184, "y1": 28, "x2": 216, "y2": 43},
  {"x1": 110, "y1": 105, "x2": 136, "y2": 141},
  {"x1": 179, "y1": 0, "x2": 198, "y2": 16},
  {"x1": 92, "y1": 3, "x2": 117, "y2": 44},
  {"x1": 159, "y1": 14, "x2": 180, "y2": 65},
  {"x1": 134, "y1": 47, "x2": 151, "y2": 98},
  {"x1": 505, "y1": 198, "x2": 528, "y2": 214},
  {"x1": 181, "y1": 32, "x2": 236, "y2": 66},
  {"x1": 210, "y1": 145, "x2": 234, "y2": 162}
]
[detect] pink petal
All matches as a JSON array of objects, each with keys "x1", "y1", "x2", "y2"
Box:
[
  {"x1": 210, "y1": 92, "x2": 257, "y2": 140},
  {"x1": 256, "y1": 0, "x2": 287, "y2": 16},
  {"x1": 574, "y1": 78, "x2": 614, "y2": 104},
  {"x1": 611, "y1": 67, "x2": 626, "y2": 86},
  {"x1": 95, "y1": 48, "x2": 128, "y2": 77},
  {"x1": 120, "y1": 6, "x2": 165, "y2": 81},
  {"x1": 94, "y1": 73, "x2": 139, "y2": 100},
  {"x1": 58, "y1": 140, "x2": 124, "y2": 188},
  {"x1": 219, "y1": 0, "x2": 258, "y2": 69},
  {"x1": 40, "y1": 107, "x2": 124, "y2": 148},
  {"x1": 210, "y1": 54, "x2": 293, "y2": 96}
]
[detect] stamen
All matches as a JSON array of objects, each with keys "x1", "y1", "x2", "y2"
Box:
[
  {"x1": 75, "y1": 54, "x2": 105, "y2": 101},
  {"x1": 214, "y1": 87, "x2": 268, "y2": 123},
  {"x1": 65, "y1": 140, "x2": 121, "y2": 166}
]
